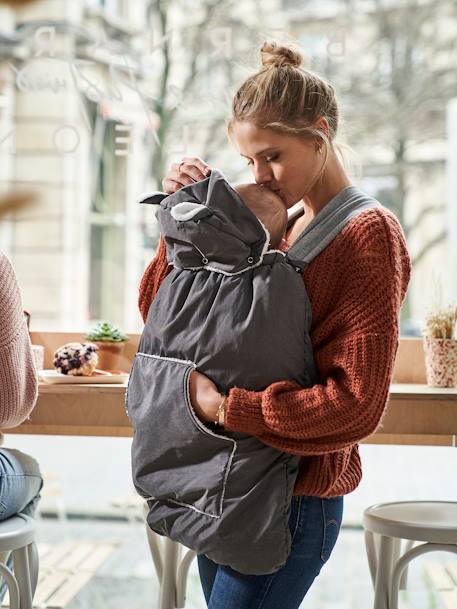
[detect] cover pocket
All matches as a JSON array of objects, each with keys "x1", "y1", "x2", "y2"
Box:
[{"x1": 127, "y1": 353, "x2": 236, "y2": 517}]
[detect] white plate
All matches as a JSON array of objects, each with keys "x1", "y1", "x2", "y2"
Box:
[{"x1": 38, "y1": 370, "x2": 129, "y2": 384}]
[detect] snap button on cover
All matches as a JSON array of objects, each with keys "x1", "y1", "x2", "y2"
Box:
[{"x1": 247, "y1": 256, "x2": 254, "y2": 263}]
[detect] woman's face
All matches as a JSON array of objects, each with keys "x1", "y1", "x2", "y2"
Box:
[{"x1": 230, "y1": 121, "x2": 324, "y2": 209}]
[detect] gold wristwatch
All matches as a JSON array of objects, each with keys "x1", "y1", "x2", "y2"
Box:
[{"x1": 215, "y1": 395, "x2": 227, "y2": 426}]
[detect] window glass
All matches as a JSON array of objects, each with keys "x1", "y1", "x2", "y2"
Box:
[{"x1": 0, "y1": 0, "x2": 455, "y2": 334}]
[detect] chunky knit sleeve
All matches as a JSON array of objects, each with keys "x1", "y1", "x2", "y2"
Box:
[
  {"x1": 224, "y1": 208, "x2": 411, "y2": 455},
  {"x1": 0, "y1": 251, "x2": 38, "y2": 427},
  {"x1": 138, "y1": 236, "x2": 173, "y2": 323}
]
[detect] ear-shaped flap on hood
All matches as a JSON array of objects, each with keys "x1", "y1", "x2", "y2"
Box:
[
  {"x1": 137, "y1": 191, "x2": 168, "y2": 206},
  {"x1": 170, "y1": 201, "x2": 208, "y2": 221}
]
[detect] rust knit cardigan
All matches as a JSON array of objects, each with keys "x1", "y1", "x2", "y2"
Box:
[{"x1": 138, "y1": 207, "x2": 411, "y2": 497}]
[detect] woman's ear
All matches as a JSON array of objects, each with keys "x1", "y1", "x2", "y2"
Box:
[
  {"x1": 137, "y1": 191, "x2": 168, "y2": 206},
  {"x1": 314, "y1": 116, "x2": 329, "y2": 135}
]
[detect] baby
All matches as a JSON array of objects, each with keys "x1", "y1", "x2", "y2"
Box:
[{"x1": 233, "y1": 184, "x2": 287, "y2": 249}]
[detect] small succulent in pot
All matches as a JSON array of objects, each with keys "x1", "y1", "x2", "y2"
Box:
[
  {"x1": 85, "y1": 322, "x2": 129, "y2": 371},
  {"x1": 86, "y1": 321, "x2": 129, "y2": 343}
]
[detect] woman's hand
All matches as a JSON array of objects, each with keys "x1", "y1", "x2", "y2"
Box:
[
  {"x1": 188, "y1": 370, "x2": 224, "y2": 424},
  {"x1": 162, "y1": 157, "x2": 212, "y2": 194}
]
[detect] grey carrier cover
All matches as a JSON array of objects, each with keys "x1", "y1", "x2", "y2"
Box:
[{"x1": 126, "y1": 169, "x2": 380, "y2": 575}]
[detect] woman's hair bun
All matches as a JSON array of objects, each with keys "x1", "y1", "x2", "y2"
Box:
[{"x1": 260, "y1": 41, "x2": 304, "y2": 69}]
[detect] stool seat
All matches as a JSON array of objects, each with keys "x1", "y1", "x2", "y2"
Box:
[
  {"x1": 0, "y1": 514, "x2": 36, "y2": 551},
  {"x1": 363, "y1": 500, "x2": 457, "y2": 609},
  {"x1": 363, "y1": 500, "x2": 457, "y2": 544}
]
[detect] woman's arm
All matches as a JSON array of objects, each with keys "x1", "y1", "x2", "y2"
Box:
[
  {"x1": 224, "y1": 209, "x2": 412, "y2": 455},
  {"x1": 138, "y1": 236, "x2": 173, "y2": 323},
  {"x1": 0, "y1": 252, "x2": 38, "y2": 427}
]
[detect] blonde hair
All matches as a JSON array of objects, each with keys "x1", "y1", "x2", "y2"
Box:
[{"x1": 228, "y1": 41, "x2": 341, "y2": 181}]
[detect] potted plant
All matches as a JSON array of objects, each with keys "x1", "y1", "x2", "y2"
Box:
[
  {"x1": 423, "y1": 305, "x2": 457, "y2": 387},
  {"x1": 85, "y1": 321, "x2": 129, "y2": 371}
]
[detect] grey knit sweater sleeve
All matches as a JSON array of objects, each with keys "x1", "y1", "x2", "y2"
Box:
[{"x1": 0, "y1": 251, "x2": 38, "y2": 427}]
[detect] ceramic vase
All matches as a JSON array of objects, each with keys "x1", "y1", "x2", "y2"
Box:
[{"x1": 423, "y1": 337, "x2": 457, "y2": 387}]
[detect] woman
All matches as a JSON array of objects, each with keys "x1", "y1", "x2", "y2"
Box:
[
  {"x1": 138, "y1": 41, "x2": 411, "y2": 609},
  {"x1": 0, "y1": 249, "x2": 43, "y2": 598}
]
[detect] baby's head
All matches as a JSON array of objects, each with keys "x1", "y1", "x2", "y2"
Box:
[{"x1": 234, "y1": 183, "x2": 287, "y2": 249}]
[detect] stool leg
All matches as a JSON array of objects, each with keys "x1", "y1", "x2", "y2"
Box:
[
  {"x1": 391, "y1": 538, "x2": 401, "y2": 569},
  {"x1": 373, "y1": 535, "x2": 394, "y2": 609},
  {"x1": 399, "y1": 539, "x2": 415, "y2": 590},
  {"x1": 145, "y1": 524, "x2": 164, "y2": 583},
  {"x1": 158, "y1": 538, "x2": 180, "y2": 609},
  {"x1": 176, "y1": 549, "x2": 197, "y2": 608},
  {"x1": 0, "y1": 563, "x2": 20, "y2": 609},
  {"x1": 391, "y1": 542, "x2": 457, "y2": 609},
  {"x1": 12, "y1": 546, "x2": 32, "y2": 609},
  {"x1": 364, "y1": 530, "x2": 378, "y2": 588},
  {"x1": 27, "y1": 542, "x2": 39, "y2": 597}
]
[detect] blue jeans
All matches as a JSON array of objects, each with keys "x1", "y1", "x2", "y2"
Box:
[
  {"x1": 197, "y1": 494, "x2": 344, "y2": 609},
  {"x1": 0, "y1": 448, "x2": 43, "y2": 520},
  {"x1": 0, "y1": 448, "x2": 43, "y2": 601}
]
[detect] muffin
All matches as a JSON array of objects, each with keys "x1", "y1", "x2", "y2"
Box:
[{"x1": 53, "y1": 342, "x2": 98, "y2": 376}]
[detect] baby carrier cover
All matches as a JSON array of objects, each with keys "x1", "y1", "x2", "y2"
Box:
[{"x1": 126, "y1": 169, "x2": 380, "y2": 575}]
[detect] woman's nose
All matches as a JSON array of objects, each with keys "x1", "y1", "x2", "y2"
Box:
[{"x1": 252, "y1": 163, "x2": 273, "y2": 186}]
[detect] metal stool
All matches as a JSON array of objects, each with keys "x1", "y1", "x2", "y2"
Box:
[
  {"x1": 363, "y1": 501, "x2": 457, "y2": 609},
  {"x1": 0, "y1": 514, "x2": 38, "y2": 609}
]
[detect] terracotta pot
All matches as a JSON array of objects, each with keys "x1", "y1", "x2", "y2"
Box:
[
  {"x1": 93, "y1": 341, "x2": 126, "y2": 371},
  {"x1": 423, "y1": 338, "x2": 457, "y2": 388}
]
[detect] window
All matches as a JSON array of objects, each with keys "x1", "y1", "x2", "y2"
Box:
[
  {"x1": 1, "y1": 0, "x2": 456, "y2": 335},
  {"x1": 88, "y1": 119, "x2": 127, "y2": 326}
]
